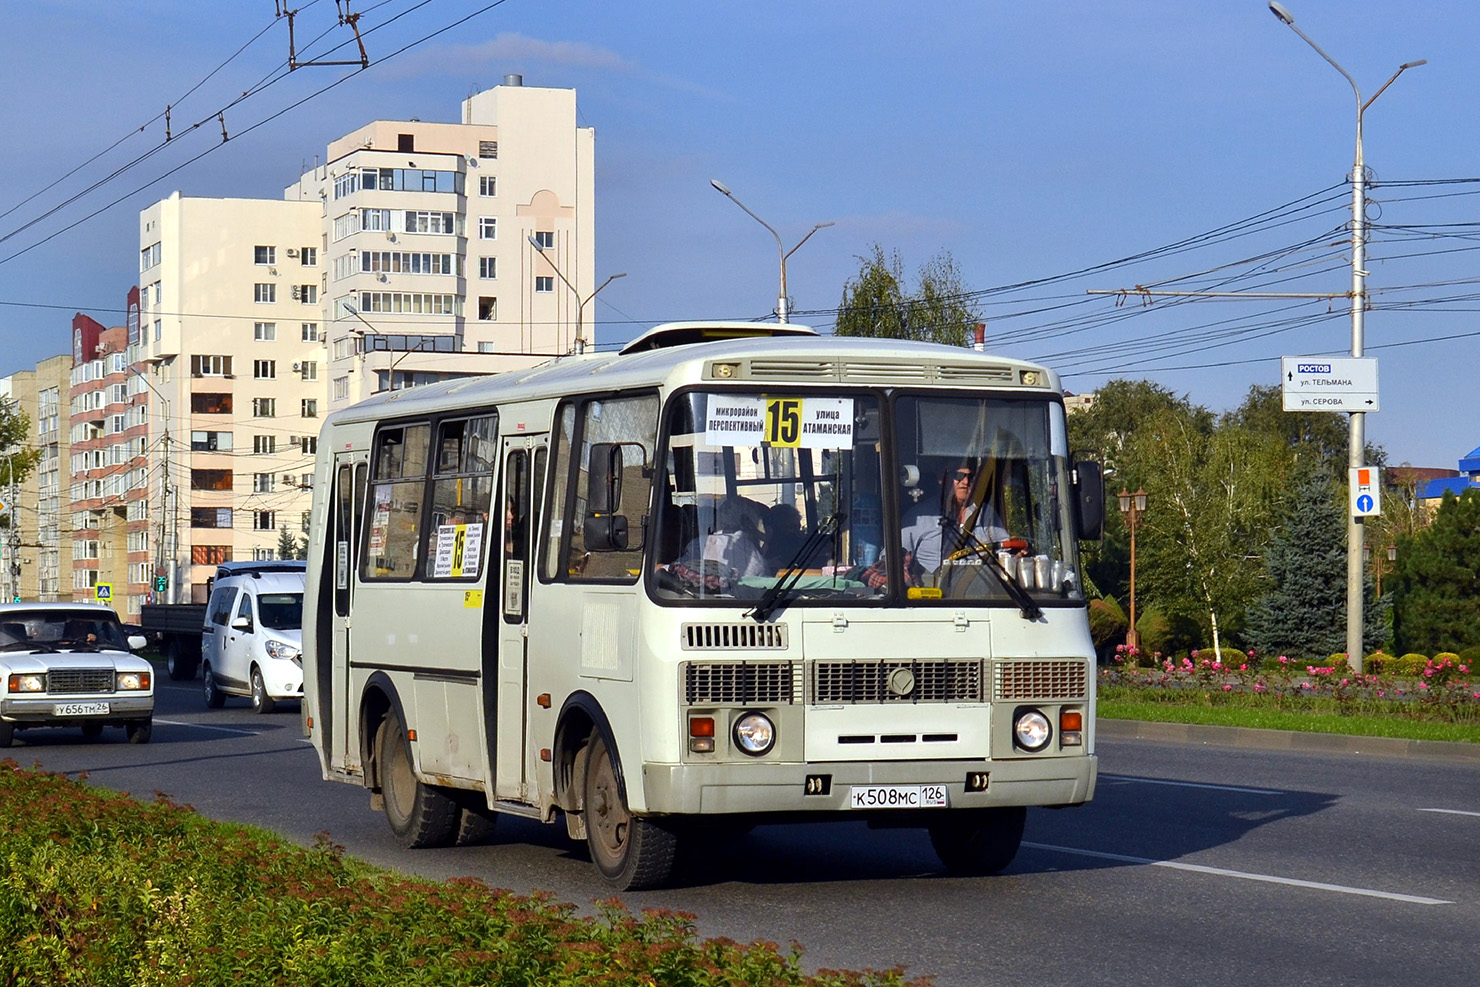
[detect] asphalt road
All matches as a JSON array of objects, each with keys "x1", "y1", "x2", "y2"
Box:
[{"x1": 6, "y1": 669, "x2": 1479, "y2": 987}]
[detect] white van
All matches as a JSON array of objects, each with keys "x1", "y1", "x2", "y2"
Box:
[{"x1": 200, "y1": 561, "x2": 306, "y2": 714}]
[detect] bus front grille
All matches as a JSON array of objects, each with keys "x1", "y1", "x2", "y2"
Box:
[
  {"x1": 680, "y1": 622, "x2": 788, "y2": 650},
  {"x1": 994, "y1": 660, "x2": 1089, "y2": 701},
  {"x1": 811, "y1": 659, "x2": 984, "y2": 704},
  {"x1": 685, "y1": 661, "x2": 800, "y2": 705},
  {"x1": 46, "y1": 668, "x2": 115, "y2": 695}
]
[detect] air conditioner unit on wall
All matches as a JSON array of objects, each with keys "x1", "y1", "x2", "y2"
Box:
[
  {"x1": 292, "y1": 363, "x2": 301, "y2": 372},
  {"x1": 286, "y1": 248, "x2": 298, "y2": 258}
]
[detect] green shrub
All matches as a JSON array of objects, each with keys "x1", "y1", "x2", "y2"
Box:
[
  {"x1": 0, "y1": 762, "x2": 922, "y2": 987},
  {"x1": 1088, "y1": 596, "x2": 1128, "y2": 654},
  {"x1": 1396, "y1": 652, "x2": 1430, "y2": 676},
  {"x1": 1458, "y1": 646, "x2": 1480, "y2": 667},
  {"x1": 1364, "y1": 651, "x2": 1388, "y2": 674}
]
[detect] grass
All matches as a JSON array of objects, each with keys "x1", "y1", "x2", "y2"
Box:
[{"x1": 1099, "y1": 695, "x2": 1480, "y2": 743}]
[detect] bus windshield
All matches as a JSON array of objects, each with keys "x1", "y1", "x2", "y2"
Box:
[
  {"x1": 651, "y1": 389, "x2": 1083, "y2": 606},
  {"x1": 652, "y1": 390, "x2": 888, "y2": 603}
]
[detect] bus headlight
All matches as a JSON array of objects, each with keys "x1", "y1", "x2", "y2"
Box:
[
  {"x1": 1013, "y1": 708, "x2": 1052, "y2": 752},
  {"x1": 733, "y1": 712, "x2": 775, "y2": 756},
  {"x1": 8, "y1": 673, "x2": 45, "y2": 693}
]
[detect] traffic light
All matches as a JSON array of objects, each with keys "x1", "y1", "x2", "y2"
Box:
[{"x1": 154, "y1": 575, "x2": 168, "y2": 593}]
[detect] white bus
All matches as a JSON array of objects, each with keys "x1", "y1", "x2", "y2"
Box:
[{"x1": 303, "y1": 323, "x2": 1104, "y2": 889}]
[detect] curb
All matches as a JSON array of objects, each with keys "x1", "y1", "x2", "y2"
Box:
[{"x1": 1098, "y1": 717, "x2": 1480, "y2": 764}]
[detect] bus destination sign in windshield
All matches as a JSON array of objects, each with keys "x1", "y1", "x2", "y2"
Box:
[{"x1": 705, "y1": 396, "x2": 856, "y2": 449}]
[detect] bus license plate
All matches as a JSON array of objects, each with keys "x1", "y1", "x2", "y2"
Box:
[
  {"x1": 54, "y1": 702, "x2": 110, "y2": 716},
  {"x1": 849, "y1": 784, "x2": 948, "y2": 809}
]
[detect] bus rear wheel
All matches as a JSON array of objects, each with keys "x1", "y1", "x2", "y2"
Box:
[
  {"x1": 928, "y1": 806, "x2": 1026, "y2": 875},
  {"x1": 582, "y1": 732, "x2": 677, "y2": 890},
  {"x1": 377, "y1": 709, "x2": 458, "y2": 848}
]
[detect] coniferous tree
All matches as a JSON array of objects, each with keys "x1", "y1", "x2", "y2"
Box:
[
  {"x1": 276, "y1": 525, "x2": 297, "y2": 562},
  {"x1": 1392, "y1": 490, "x2": 1480, "y2": 654},
  {"x1": 1244, "y1": 468, "x2": 1347, "y2": 660}
]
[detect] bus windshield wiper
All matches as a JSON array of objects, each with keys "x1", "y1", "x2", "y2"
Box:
[
  {"x1": 748, "y1": 513, "x2": 842, "y2": 624},
  {"x1": 945, "y1": 530, "x2": 1043, "y2": 620}
]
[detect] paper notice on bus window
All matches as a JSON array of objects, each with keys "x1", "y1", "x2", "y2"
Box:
[
  {"x1": 367, "y1": 485, "x2": 392, "y2": 555},
  {"x1": 705, "y1": 396, "x2": 855, "y2": 450},
  {"x1": 432, "y1": 522, "x2": 484, "y2": 578}
]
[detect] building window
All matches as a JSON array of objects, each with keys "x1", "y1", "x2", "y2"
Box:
[
  {"x1": 153, "y1": 320, "x2": 161, "y2": 342},
  {"x1": 190, "y1": 430, "x2": 233, "y2": 452},
  {"x1": 478, "y1": 140, "x2": 497, "y2": 159},
  {"x1": 479, "y1": 175, "x2": 496, "y2": 197},
  {"x1": 533, "y1": 231, "x2": 554, "y2": 248},
  {"x1": 398, "y1": 133, "x2": 415, "y2": 152},
  {"x1": 252, "y1": 548, "x2": 276, "y2": 561},
  {"x1": 190, "y1": 469, "x2": 233, "y2": 491},
  {"x1": 254, "y1": 321, "x2": 277, "y2": 341},
  {"x1": 190, "y1": 507, "x2": 233, "y2": 529},
  {"x1": 356, "y1": 292, "x2": 461, "y2": 316},
  {"x1": 253, "y1": 473, "x2": 275, "y2": 493},
  {"x1": 299, "y1": 361, "x2": 318, "y2": 381},
  {"x1": 253, "y1": 397, "x2": 276, "y2": 418},
  {"x1": 191, "y1": 393, "x2": 232, "y2": 414},
  {"x1": 301, "y1": 473, "x2": 314, "y2": 490},
  {"x1": 299, "y1": 246, "x2": 317, "y2": 266},
  {"x1": 477, "y1": 341, "x2": 497, "y2": 353},
  {"x1": 191, "y1": 545, "x2": 232, "y2": 566},
  {"x1": 333, "y1": 377, "x2": 349, "y2": 401},
  {"x1": 253, "y1": 510, "x2": 276, "y2": 531},
  {"x1": 190, "y1": 354, "x2": 232, "y2": 377},
  {"x1": 360, "y1": 208, "x2": 392, "y2": 232},
  {"x1": 478, "y1": 296, "x2": 497, "y2": 321},
  {"x1": 301, "y1": 436, "x2": 318, "y2": 454},
  {"x1": 535, "y1": 276, "x2": 554, "y2": 293},
  {"x1": 140, "y1": 242, "x2": 161, "y2": 271},
  {"x1": 253, "y1": 360, "x2": 276, "y2": 380},
  {"x1": 254, "y1": 435, "x2": 276, "y2": 454},
  {"x1": 254, "y1": 246, "x2": 276, "y2": 265},
  {"x1": 301, "y1": 322, "x2": 320, "y2": 342},
  {"x1": 294, "y1": 284, "x2": 318, "y2": 304},
  {"x1": 254, "y1": 283, "x2": 276, "y2": 303},
  {"x1": 301, "y1": 398, "x2": 318, "y2": 418},
  {"x1": 478, "y1": 217, "x2": 496, "y2": 240},
  {"x1": 404, "y1": 211, "x2": 457, "y2": 235},
  {"x1": 478, "y1": 257, "x2": 496, "y2": 280},
  {"x1": 359, "y1": 251, "x2": 457, "y2": 275}
]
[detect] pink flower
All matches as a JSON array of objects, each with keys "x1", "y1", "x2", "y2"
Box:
[
  {"x1": 1254, "y1": 683, "x2": 1266, "y2": 693},
  {"x1": 1239, "y1": 664, "x2": 1247, "y2": 671},
  {"x1": 1247, "y1": 649, "x2": 1256, "y2": 658},
  {"x1": 1222, "y1": 684, "x2": 1232, "y2": 691},
  {"x1": 1461, "y1": 665, "x2": 1470, "y2": 674},
  {"x1": 1424, "y1": 668, "x2": 1435, "y2": 678},
  {"x1": 1278, "y1": 656, "x2": 1289, "y2": 665},
  {"x1": 1377, "y1": 690, "x2": 1385, "y2": 697},
  {"x1": 1419, "y1": 682, "x2": 1429, "y2": 690},
  {"x1": 1301, "y1": 682, "x2": 1312, "y2": 690}
]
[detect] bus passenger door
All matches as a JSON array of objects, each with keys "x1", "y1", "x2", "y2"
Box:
[
  {"x1": 329, "y1": 454, "x2": 367, "y2": 771},
  {"x1": 494, "y1": 436, "x2": 544, "y2": 800}
]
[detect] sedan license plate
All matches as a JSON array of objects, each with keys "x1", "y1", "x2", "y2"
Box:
[
  {"x1": 848, "y1": 784, "x2": 948, "y2": 809},
  {"x1": 53, "y1": 702, "x2": 110, "y2": 716}
]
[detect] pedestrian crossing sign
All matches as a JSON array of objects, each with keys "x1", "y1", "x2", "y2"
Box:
[{"x1": 95, "y1": 583, "x2": 113, "y2": 601}]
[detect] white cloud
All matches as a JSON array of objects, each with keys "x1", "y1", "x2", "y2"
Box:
[{"x1": 385, "y1": 32, "x2": 631, "y2": 78}]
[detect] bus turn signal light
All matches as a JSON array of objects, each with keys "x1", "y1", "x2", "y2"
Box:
[
  {"x1": 1060, "y1": 709, "x2": 1083, "y2": 746},
  {"x1": 689, "y1": 716, "x2": 715, "y2": 753}
]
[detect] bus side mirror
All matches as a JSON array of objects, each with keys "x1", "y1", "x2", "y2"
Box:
[
  {"x1": 587, "y1": 443, "x2": 622, "y2": 514},
  {"x1": 1072, "y1": 460, "x2": 1104, "y2": 540},
  {"x1": 584, "y1": 514, "x2": 629, "y2": 551}
]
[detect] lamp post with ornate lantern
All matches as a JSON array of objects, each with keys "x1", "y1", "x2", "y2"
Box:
[{"x1": 1118, "y1": 488, "x2": 1148, "y2": 654}]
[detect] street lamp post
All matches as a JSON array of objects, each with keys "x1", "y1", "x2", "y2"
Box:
[
  {"x1": 1118, "y1": 488, "x2": 1148, "y2": 655},
  {"x1": 344, "y1": 303, "x2": 432, "y2": 391},
  {"x1": 709, "y1": 180, "x2": 833, "y2": 323},
  {"x1": 130, "y1": 369, "x2": 177, "y2": 605},
  {"x1": 1268, "y1": 2, "x2": 1425, "y2": 674},
  {"x1": 527, "y1": 237, "x2": 625, "y2": 354}
]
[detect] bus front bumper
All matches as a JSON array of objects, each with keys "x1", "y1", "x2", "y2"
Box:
[{"x1": 637, "y1": 754, "x2": 1096, "y2": 816}]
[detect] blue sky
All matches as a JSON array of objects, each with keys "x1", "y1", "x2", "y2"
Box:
[{"x1": 2, "y1": 1, "x2": 1476, "y2": 468}]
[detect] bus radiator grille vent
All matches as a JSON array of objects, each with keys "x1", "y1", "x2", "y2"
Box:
[
  {"x1": 936, "y1": 364, "x2": 1016, "y2": 384},
  {"x1": 839, "y1": 362, "x2": 929, "y2": 383},
  {"x1": 684, "y1": 661, "x2": 800, "y2": 705},
  {"x1": 811, "y1": 659, "x2": 984, "y2": 704},
  {"x1": 747, "y1": 360, "x2": 837, "y2": 380},
  {"x1": 680, "y1": 622, "x2": 789, "y2": 650},
  {"x1": 994, "y1": 660, "x2": 1088, "y2": 701},
  {"x1": 46, "y1": 668, "x2": 115, "y2": 695}
]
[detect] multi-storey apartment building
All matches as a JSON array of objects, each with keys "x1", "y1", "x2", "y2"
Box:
[
  {"x1": 67, "y1": 313, "x2": 150, "y2": 616},
  {"x1": 286, "y1": 76, "x2": 594, "y2": 410},
  {"x1": 135, "y1": 194, "x2": 324, "y2": 603},
  {"x1": 0, "y1": 353, "x2": 72, "y2": 605}
]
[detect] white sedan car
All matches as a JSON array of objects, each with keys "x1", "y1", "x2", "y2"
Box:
[{"x1": 0, "y1": 603, "x2": 155, "y2": 746}]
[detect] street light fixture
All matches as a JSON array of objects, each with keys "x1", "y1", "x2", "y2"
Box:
[
  {"x1": 130, "y1": 368, "x2": 178, "y2": 605},
  {"x1": 709, "y1": 179, "x2": 833, "y2": 323},
  {"x1": 526, "y1": 236, "x2": 626, "y2": 355},
  {"x1": 1117, "y1": 488, "x2": 1148, "y2": 654},
  {"x1": 1268, "y1": 1, "x2": 1425, "y2": 674}
]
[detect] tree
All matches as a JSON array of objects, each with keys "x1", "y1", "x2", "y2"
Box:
[
  {"x1": 834, "y1": 244, "x2": 979, "y2": 345},
  {"x1": 0, "y1": 398, "x2": 41, "y2": 532},
  {"x1": 1391, "y1": 490, "x2": 1480, "y2": 654},
  {"x1": 1244, "y1": 466, "x2": 1383, "y2": 661},
  {"x1": 277, "y1": 525, "x2": 298, "y2": 561},
  {"x1": 1125, "y1": 410, "x2": 1291, "y2": 660},
  {"x1": 1223, "y1": 384, "x2": 1385, "y2": 467}
]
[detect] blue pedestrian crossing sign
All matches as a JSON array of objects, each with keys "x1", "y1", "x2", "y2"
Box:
[{"x1": 95, "y1": 583, "x2": 113, "y2": 602}]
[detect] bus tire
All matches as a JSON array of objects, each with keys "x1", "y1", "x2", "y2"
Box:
[
  {"x1": 582, "y1": 732, "x2": 677, "y2": 890},
  {"x1": 202, "y1": 662, "x2": 226, "y2": 709},
  {"x1": 455, "y1": 801, "x2": 499, "y2": 846},
  {"x1": 928, "y1": 806, "x2": 1026, "y2": 875},
  {"x1": 376, "y1": 709, "x2": 458, "y2": 849}
]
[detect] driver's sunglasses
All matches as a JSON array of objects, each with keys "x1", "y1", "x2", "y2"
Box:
[{"x1": 951, "y1": 469, "x2": 974, "y2": 481}]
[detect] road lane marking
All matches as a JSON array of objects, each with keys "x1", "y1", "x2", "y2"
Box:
[
  {"x1": 154, "y1": 718, "x2": 258, "y2": 736},
  {"x1": 1100, "y1": 774, "x2": 1282, "y2": 796},
  {"x1": 1417, "y1": 808, "x2": 1480, "y2": 818},
  {"x1": 1024, "y1": 842, "x2": 1453, "y2": 905}
]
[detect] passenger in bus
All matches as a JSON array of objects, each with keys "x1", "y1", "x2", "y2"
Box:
[
  {"x1": 762, "y1": 503, "x2": 827, "y2": 571},
  {"x1": 681, "y1": 497, "x2": 768, "y2": 578}
]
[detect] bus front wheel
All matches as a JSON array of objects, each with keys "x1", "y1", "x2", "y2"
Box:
[
  {"x1": 928, "y1": 806, "x2": 1026, "y2": 875},
  {"x1": 377, "y1": 709, "x2": 458, "y2": 849},
  {"x1": 582, "y1": 732, "x2": 677, "y2": 890}
]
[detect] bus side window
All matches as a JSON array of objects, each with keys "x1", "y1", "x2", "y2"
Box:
[{"x1": 362, "y1": 423, "x2": 430, "y2": 580}]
